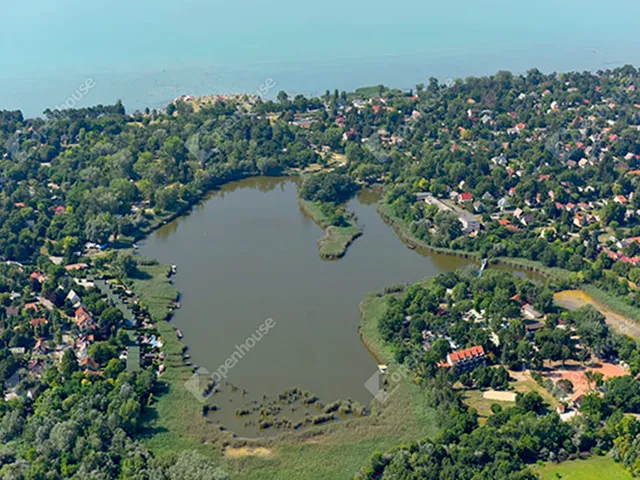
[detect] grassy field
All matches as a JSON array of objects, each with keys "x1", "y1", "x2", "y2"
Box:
[
  {"x1": 128, "y1": 262, "x2": 178, "y2": 321},
  {"x1": 299, "y1": 198, "x2": 362, "y2": 260},
  {"x1": 535, "y1": 456, "x2": 632, "y2": 480},
  {"x1": 461, "y1": 371, "x2": 557, "y2": 424},
  {"x1": 462, "y1": 389, "x2": 513, "y2": 423},
  {"x1": 555, "y1": 289, "x2": 640, "y2": 340},
  {"x1": 511, "y1": 373, "x2": 558, "y2": 408},
  {"x1": 582, "y1": 284, "x2": 640, "y2": 324}
]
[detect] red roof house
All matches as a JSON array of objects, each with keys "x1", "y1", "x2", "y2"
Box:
[
  {"x1": 459, "y1": 192, "x2": 473, "y2": 203},
  {"x1": 442, "y1": 345, "x2": 486, "y2": 371}
]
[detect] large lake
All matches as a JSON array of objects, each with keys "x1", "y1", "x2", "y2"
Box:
[
  {"x1": 4, "y1": 0, "x2": 640, "y2": 116},
  {"x1": 139, "y1": 177, "x2": 471, "y2": 432}
]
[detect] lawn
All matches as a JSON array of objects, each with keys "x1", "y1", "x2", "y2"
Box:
[
  {"x1": 127, "y1": 262, "x2": 178, "y2": 322},
  {"x1": 511, "y1": 372, "x2": 558, "y2": 409},
  {"x1": 460, "y1": 371, "x2": 557, "y2": 424},
  {"x1": 462, "y1": 389, "x2": 514, "y2": 423},
  {"x1": 535, "y1": 456, "x2": 632, "y2": 480}
]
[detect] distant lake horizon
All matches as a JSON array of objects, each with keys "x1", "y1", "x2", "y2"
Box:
[{"x1": 3, "y1": 0, "x2": 640, "y2": 117}]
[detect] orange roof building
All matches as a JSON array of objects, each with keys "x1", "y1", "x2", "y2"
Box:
[
  {"x1": 29, "y1": 272, "x2": 47, "y2": 283},
  {"x1": 443, "y1": 345, "x2": 486, "y2": 371},
  {"x1": 30, "y1": 317, "x2": 48, "y2": 327},
  {"x1": 75, "y1": 307, "x2": 96, "y2": 331}
]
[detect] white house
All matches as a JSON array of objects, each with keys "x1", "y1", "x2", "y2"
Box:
[{"x1": 66, "y1": 290, "x2": 82, "y2": 308}]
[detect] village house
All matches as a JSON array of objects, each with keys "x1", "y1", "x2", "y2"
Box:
[
  {"x1": 422, "y1": 194, "x2": 482, "y2": 233},
  {"x1": 524, "y1": 321, "x2": 545, "y2": 336},
  {"x1": 28, "y1": 358, "x2": 46, "y2": 377},
  {"x1": 64, "y1": 263, "x2": 88, "y2": 272},
  {"x1": 458, "y1": 192, "x2": 473, "y2": 204},
  {"x1": 53, "y1": 205, "x2": 66, "y2": 216},
  {"x1": 441, "y1": 345, "x2": 486, "y2": 372},
  {"x1": 24, "y1": 302, "x2": 39, "y2": 313},
  {"x1": 497, "y1": 197, "x2": 509, "y2": 210},
  {"x1": 66, "y1": 289, "x2": 82, "y2": 308},
  {"x1": 29, "y1": 272, "x2": 47, "y2": 284},
  {"x1": 459, "y1": 211, "x2": 481, "y2": 233},
  {"x1": 76, "y1": 334, "x2": 95, "y2": 360},
  {"x1": 522, "y1": 304, "x2": 542, "y2": 320},
  {"x1": 75, "y1": 307, "x2": 96, "y2": 331},
  {"x1": 519, "y1": 214, "x2": 535, "y2": 227},
  {"x1": 79, "y1": 358, "x2": 99, "y2": 372},
  {"x1": 30, "y1": 317, "x2": 47, "y2": 328},
  {"x1": 33, "y1": 338, "x2": 47, "y2": 356}
]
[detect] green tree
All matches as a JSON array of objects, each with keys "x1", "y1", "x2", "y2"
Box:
[
  {"x1": 60, "y1": 349, "x2": 78, "y2": 379},
  {"x1": 89, "y1": 341, "x2": 118, "y2": 365}
]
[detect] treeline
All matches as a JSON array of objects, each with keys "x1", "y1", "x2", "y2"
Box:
[
  {"x1": 0, "y1": 362, "x2": 229, "y2": 478},
  {"x1": 0, "y1": 97, "x2": 322, "y2": 261}
]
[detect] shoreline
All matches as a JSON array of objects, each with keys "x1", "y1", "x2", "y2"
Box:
[
  {"x1": 128, "y1": 176, "x2": 640, "y2": 447},
  {"x1": 298, "y1": 197, "x2": 363, "y2": 260},
  {"x1": 376, "y1": 201, "x2": 640, "y2": 337},
  {"x1": 125, "y1": 177, "x2": 640, "y2": 478},
  {"x1": 376, "y1": 202, "x2": 481, "y2": 261},
  {"x1": 377, "y1": 200, "x2": 575, "y2": 280},
  {"x1": 127, "y1": 176, "x2": 435, "y2": 464}
]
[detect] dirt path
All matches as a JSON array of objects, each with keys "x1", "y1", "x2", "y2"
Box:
[
  {"x1": 225, "y1": 447, "x2": 273, "y2": 458},
  {"x1": 554, "y1": 290, "x2": 640, "y2": 339}
]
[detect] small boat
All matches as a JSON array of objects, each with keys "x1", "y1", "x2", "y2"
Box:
[
  {"x1": 171, "y1": 265, "x2": 177, "y2": 274},
  {"x1": 176, "y1": 329, "x2": 183, "y2": 339},
  {"x1": 407, "y1": 244, "x2": 416, "y2": 250}
]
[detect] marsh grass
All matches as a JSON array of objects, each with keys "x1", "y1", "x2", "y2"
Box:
[
  {"x1": 134, "y1": 264, "x2": 440, "y2": 479},
  {"x1": 299, "y1": 198, "x2": 362, "y2": 259}
]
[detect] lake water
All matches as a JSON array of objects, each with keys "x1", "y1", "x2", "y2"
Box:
[
  {"x1": 139, "y1": 177, "x2": 471, "y2": 434},
  {"x1": 3, "y1": 0, "x2": 640, "y2": 116}
]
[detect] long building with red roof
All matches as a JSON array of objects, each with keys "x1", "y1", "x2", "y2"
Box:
[{"x1": 442, "y1": 345, "x2": 486, "y2": 371}]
